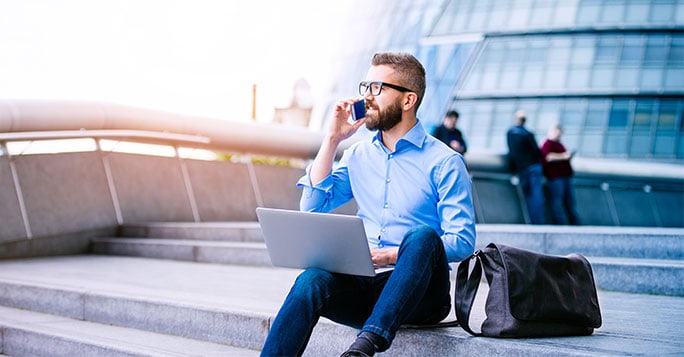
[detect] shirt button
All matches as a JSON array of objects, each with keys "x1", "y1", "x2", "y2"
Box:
[
  {"x1": 386, "y1": 178, "x2": 391, "y2": 183},
  {"x1": 384, "y1": 203, "x2": 388, "y2": 208}
]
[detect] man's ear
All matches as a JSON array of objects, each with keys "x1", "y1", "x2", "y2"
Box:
[{"x1": 402, "y1": 93, "x2": 418, "y2": 112}]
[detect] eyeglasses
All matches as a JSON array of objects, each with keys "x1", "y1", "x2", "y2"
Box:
[{"x1": 359, "y1": 81, "x2": 414, "y2": 96}]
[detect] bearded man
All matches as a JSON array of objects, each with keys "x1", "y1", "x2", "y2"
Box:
[{"x1": 260, "y1": 52, "x2": 476, "y2": 357}]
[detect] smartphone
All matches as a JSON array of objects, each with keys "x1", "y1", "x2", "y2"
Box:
[{"x1": 351, "y1": 100, "x2": 366, "y2": 121}]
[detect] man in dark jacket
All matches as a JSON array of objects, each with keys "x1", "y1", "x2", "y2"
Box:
[
  {"x1": 506, "y1": 110, "x2": 546, "y2": 224},
  {"x1": 432, "y1": 110, "x2": 467, "y2": 155}
]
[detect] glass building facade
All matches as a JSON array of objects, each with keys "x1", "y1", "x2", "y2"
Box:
[{"x1": 324, "y1": 0, "x2": 684, "y2": 162}]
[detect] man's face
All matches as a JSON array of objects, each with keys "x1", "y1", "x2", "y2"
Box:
[
  {"x1": 444, "y1": 116, "x2": 456, "y2": 129},
  {"x1": 363, "y1": 65, "x2": 405, "y2": 132}
]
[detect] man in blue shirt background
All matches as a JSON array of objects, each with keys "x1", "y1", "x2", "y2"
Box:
[{"x1": 261, "y1": 52, "x2": 476, "y2": 357}]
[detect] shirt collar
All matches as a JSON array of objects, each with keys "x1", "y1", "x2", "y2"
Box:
[{"x1": 371, "y1": 119, "x2": 426, "y2": 151}]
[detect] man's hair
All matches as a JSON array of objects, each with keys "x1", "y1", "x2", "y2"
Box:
[
  {"x1": 515, "y1": 110, "x2": 526, "y2": 125},
  {"x1": 446, "y1": 110, "x2": 459, "y2": 119},
  {"x1": 371, "y1": 52, "x2": 426, "y2": 111}
]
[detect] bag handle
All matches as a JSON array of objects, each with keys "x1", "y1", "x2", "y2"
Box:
[{"x1": 455, "y1": 251, "x2": 483, "y2": 336}]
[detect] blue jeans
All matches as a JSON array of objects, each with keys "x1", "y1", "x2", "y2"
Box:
[
  {"x1": 519, "y1": 163, "x2": 546, "y2": 224},
  {"x1": 260, "y1": 226, "x2": 452, "y2": 356},
  {"x1": 547, "y1": 176, "x2": 579, "y2": 225}
]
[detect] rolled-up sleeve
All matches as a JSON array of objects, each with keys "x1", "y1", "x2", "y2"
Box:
[
  {"x1": 436, "y1": 155, "x2": 477, "y2": 262},
  {"x1": 297, "y1": 159, "x2": 353, "y2": 213}
]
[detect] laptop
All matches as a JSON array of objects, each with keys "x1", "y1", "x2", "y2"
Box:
[{"x1": 256, "y1": 207, "x2": 393, "y2": 277}]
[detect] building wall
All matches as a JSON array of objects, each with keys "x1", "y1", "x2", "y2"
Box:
[{"x1": 324, "y1": 0, "x2": 684, "y2": 161}]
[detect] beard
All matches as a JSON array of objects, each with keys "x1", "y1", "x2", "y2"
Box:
[{"x1": 365, "y1": 100, "x2": 403, "y2": 132}]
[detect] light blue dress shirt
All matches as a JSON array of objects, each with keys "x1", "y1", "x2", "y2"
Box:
[{"x1": 297, "y1": 121, "x2": 476, "y2": 262}]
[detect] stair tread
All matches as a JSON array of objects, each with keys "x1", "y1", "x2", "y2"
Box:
[
  {"x1": 93, "y1": 237, "x2": 266, "y2": 248},
  {"x1": 0, "y1": 305, "x2": 258, "y2": 356},
  {"x1": 0, "y1": 255, "x2": 682, "y2": 355}
]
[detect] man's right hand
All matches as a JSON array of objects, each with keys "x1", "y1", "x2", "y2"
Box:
[
  {"x1": 329, "y1": 98, "x2": 367, "y2": 143},
  {"x1": 309, "y1": 98, "x2": 367, "y2": 186}
]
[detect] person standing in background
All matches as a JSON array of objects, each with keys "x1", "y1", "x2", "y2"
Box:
[
  {"x1": 432, "y1": 110, "x2": 467, "y2": 155},
  {"x1": 506, "y1": 110, "x2": 546, "y2": 224},
  {"x1": 541, "y1": 124, "x2": 580, "y2": 225}
]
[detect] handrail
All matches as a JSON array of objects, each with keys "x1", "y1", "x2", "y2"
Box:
[
  {"x1": 0, "y1": 99, "x2": 324, "y2": 159},
  {"x1": 0, "y1": 129, "x2": 210, "y2": 145}
]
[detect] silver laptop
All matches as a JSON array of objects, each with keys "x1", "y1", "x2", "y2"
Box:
[{"x1": 256, "y1": 207, "x2": 392, "y2": 277}]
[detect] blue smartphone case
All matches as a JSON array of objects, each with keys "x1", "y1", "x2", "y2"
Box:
[{"x1": 351, "y1": 100, "x2": 366, "y2": 121}]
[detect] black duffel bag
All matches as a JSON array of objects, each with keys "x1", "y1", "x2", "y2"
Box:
[{"x1": 455, "y1": 243, "x2": 602, "y2": 337}]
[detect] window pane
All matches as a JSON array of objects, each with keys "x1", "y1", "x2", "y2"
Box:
[
  {"x1": 625, "y1": 1, "x2": 650, "y2": 22},
  {"x1": 657, "y1": 102, "x2": 678, "y2": 131},
  {"x1": 544, "y1": 66, "x2": 568, "y2": 89},
  {"x1": 608, "y1": 100, "x2": 631, "y2": 128},
  {"x1": 595, "y1": 37, "x2": 620, "y2": 63},
  {"x1": 481, "y1": 65, "x2": 500, "y2": 90},
  {"x1": 581, "y1": 132, "x2": 603, "y2": 155},
  {"x1": 615, "y1": 68, "x2": 640, "y2": 88},
  {"x1": 651, "y1": 0, "x2": 675, "y2": 22},
  {"x1": 521, "y1": 65, "x2": 543, "y2": 89},
  {"x1": 600, "y1": 1, "x2": 625, "y2": 23},
  {"x1": 462, "y1": 68, "x2": 483, "y2": 91},
  {"x1": 548, "y1": 38, "x2": 572, "y2": 64},
  {"x1": 591, "y1": 65, "x2": 615, "y2": 88},
  {"x1": 668, "y1": 36, "x2": 684, "y2": 64},
  {"x1": 640, "y1": 68, "x2": 664, "y2": 90},
  {"x1": 633, "y1": 101, "x2": 655, "y2": 129},
  {"x1": 492, "y1": 101, "x2": 517, "y2": 131},
  {"x1": 604, "y1": 132, "x2": 628, "y2": 155},
  {"x1": 535, "y1": 101, "x2": 561, "y2": 133},
  {"x1": 553, "y1": 0, "x2": 579, "y2": 25},
  {"x1": 663, "y1": 69, "x2": 684, "y2": 89},
  {"x1": 654, "y1": 134, "x2": 676, "y2": 156},
  {"x1": 620, "y1": 36, "x2": 644, "y2": 64},
  {"x1": 629, "y1": 133, "x2": 652, "y2": 157},
  {"x1": 585, "y1": 100, "x2": 610, "y2": 128},
  {"x1": 500, "y1": 65, "x2": 522, "y2": 90},
  {"x1": 577, "y1": 0, "x2": 602, "y2": 24},
  {"x1": 560, "y1": 100, "x2": 586, "y2": 129},
  {"x1": 572, "y1": 38, "x2": 596, "y2": 65},
  {"x1": 644, "y1": 36, "x2": 668, "y2": 64},
  {"x1": 508, "y1": 1, "x2": 532, "y2": 28},
  {"x1": 530, "y1": 1, "x2": 553, "y2": 27},
  {"x1": 567, "y1": 67, "x2": 590, "y2": 88}
]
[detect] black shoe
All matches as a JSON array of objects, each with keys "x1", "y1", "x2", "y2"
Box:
[
  {"x1": 340, "y1": 331, "x2": 384, "y2": 357},
  {"x1": 339, "y1": 350, "x2": 371, "y2": 357}
]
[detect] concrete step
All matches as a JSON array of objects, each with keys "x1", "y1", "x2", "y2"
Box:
[
  {"x1": 118, "y1": 222, "x2": 684, "y2": 260},
  {"x1": 120, "y1": 222, "x2": 262, "y2": 242},
  {"x1": 0, "y1": 255, "x2": 682, "y2": 356},
  {"x1": 0, "y1": 305, "x2": 257, "y2": 356},
  {"x1": 91, "y1": 236, "x2": 684, "y2": 296},
  {"x1": 91, "y1": 238, "x2": 271, "y2": 266}
]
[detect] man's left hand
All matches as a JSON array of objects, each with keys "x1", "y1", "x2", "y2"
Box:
[{"x1": 371, "y1": 247, "x2": 399, "y2": 266}]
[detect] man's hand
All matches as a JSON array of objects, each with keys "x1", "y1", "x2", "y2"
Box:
[
  {"x1": 309, "y1": 98, "x2": 366, "y2": 186},
  {"x1": 371, "y1": 247, "x2": 399, "y2": 267},
  {"x1": 329, "y1": 98, "x2": 366, "y2": 143}
]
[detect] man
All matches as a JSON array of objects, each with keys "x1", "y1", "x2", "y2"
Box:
[
  {"x1": 506, "y1": 110, "x2": 546, "y2": 224},
  {"x1": 541, "y1": 124, "x2": 579, "y2": 225},
  {"x1": 260, "y1": 52, "x2": 476, "y2": 356},
  {"x1": 432, "y1": 110, "x2": 467, "y2": 155}
]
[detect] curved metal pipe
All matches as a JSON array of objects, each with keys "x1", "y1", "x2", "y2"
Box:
[{"x1": 0, "y1": 99, "x2": 324, "y2": 159}]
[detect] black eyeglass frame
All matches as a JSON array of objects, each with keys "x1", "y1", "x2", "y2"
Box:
[{"x1": 359, "y1": 81, "x2": 415, "y2": 96}]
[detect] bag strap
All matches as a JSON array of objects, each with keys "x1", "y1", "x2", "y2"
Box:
[{"x1": 455, "y1": 251, "x2": 484, "y2": 336}]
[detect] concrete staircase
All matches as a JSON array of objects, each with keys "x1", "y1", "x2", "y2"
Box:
[
  {"x1": 93, "y1": 222, "x2": 684, "y2": 296},
  {"x1": 0, "y1": 223, "x2": 682, "y2": 356}
]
